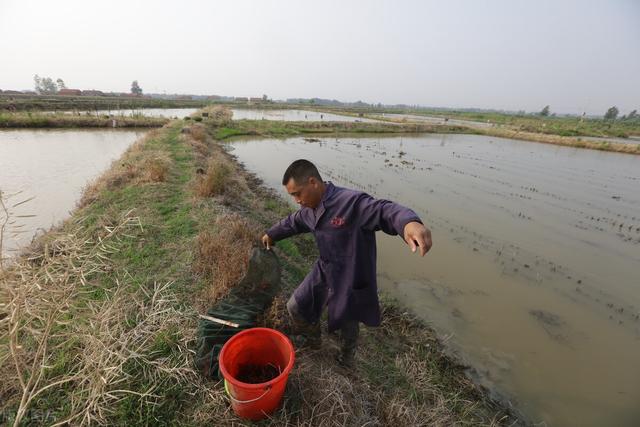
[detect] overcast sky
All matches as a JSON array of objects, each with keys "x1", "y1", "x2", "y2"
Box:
[{"x1": 1, "y1": 0, "x2": 638, "y2": 114}]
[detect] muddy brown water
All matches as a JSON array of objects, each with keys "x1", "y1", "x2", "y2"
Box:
[
  {"x1": 0, "y1": 129, "x2": 146, "y2": 257},
  {"x1": 228, "y1": 133, "x2": 640, "y2": 426}
]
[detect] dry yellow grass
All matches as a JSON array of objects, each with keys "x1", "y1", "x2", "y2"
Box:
[
  {"x1": 194, "y1": 158, "x2": 232, "y2": 198},
  {"x1": 200, "y1": 105, "x2": 233, "y2": 123},
  {"x1": 193, "y1": 213, "x2": 260, "y2": 309},
  {"x1": 190, "y1": 125, "x2": 207, "y2": 143},
  {"x1": 188, "y1": 135, "x2": 209, "y2": 159},
  {"x1": 186, "y1": 298, "x2": 511, "y2": 426},
  {"x1": 142, "y1": 156, "x2": 170, "y2": 183}
]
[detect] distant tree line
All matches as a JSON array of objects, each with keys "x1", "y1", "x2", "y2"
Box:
[
  {"x1": 538, "y1": 105, "x2": 638, "y2": 121},
  {"x1": 32, "y1": 75, "x2": 144, "y2": 96}
]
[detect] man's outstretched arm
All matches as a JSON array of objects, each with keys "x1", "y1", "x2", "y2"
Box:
[
  {"x1": 356, "y1": 193, "x2": 432, "y2": 256},
  {"x1": 262, "y1": 210, "x2": 311, "y2": 250}
]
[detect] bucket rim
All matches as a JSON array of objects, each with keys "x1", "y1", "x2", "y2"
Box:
[{"x1": 219, "y1": 327, "x2": 295, "y2": 390}]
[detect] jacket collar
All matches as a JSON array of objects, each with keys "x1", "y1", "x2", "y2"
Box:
[
  {"x1": 321, "y1": 181, "x2": 336, "y2": 203},
  {"x1": 313, "y1": 181, "x2": 335, "y2": 227}
]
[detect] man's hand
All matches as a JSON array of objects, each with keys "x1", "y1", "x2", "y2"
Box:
[
  {"x1": 261, "y1": 233, "x2": 274, "y2": 250},
  {"x1": 403, "y1": 221, "x2": 432, "y2": 256}
]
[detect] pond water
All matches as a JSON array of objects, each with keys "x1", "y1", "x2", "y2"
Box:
[
  {"x1": 0, "y1": 129, "x2": 146, "y2": 258},
  {"x1": 42, "y1": 107, "x2": 383, "y2": 123},
  {"x1": 228, "y1": 134, "x2": 640, "y2": 426},
  {"x1": 375, "y1": 112, "x2": 495, "y2": 128},
  {"x1": 231, "y1": 108, "x2": 383, "y2": 123}
]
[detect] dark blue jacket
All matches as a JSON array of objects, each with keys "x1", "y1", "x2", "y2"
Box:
[{"x1": 267, "y1": 182, "x2": 422, "y2": 332}]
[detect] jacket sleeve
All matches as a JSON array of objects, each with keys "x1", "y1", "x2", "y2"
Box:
[
  {"x1": 355, "y1": 193, "x2": 422, "y2": 236},
  {"x1": 266, "y1": 210, "x2": 311, "y2": 242}
]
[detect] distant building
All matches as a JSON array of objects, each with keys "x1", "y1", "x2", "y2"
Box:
[
  {"x1": 21, "y1": 90, "x2": 37, "y2": 95},
  {"x1": 82, "y1": 90, "x2": 104, "y2": 96},
  {"x1": 249, "y1": 97, "x2": 262, "y2": 103},
  {"x1": 207, "y1": 95, "x2": 221, "y2": 100},
  {"x1": 234, "y1": 97, "x2": 248, "y2": 102},
  {"x1": 58, "y1": 88, "x2": 82, "y2": 96},
  {"x1": 2, "y1": 90, "x2": 22, "y2": 95}
]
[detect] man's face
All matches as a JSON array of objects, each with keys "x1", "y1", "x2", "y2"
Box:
[{"x1": 285, "y1": 177, "x2": 321, "y2": 209}]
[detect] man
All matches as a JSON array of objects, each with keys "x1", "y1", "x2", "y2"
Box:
[{"x1": 262, "y1": 159, "x2": 432, "y2": 367}]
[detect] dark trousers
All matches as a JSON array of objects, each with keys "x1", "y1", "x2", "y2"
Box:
[{"x1": 286, "y1": 293, "x2": 359, "y2": 355}]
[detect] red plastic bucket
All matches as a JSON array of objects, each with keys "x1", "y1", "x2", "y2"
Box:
[{"x1": 219, "y1": 327, "x2": 295, "y2": 420}]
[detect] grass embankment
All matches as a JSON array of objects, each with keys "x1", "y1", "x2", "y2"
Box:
[
  {"x1": 213, "y1": 118, "x2": 474, "y2": 140},
  {"x1": 219, "y1": 115, "x2": 640, "y2": 154},
  {"x1": 414, "y1": 109, "x2": 640, "y2": 139},
  {"x1": 0, "y1": 109, "x2": 520, "y2": 426},
  {"x1": 0, "y1": 94, "x2": 209, "y2": 112},
  {"x1": 475, "y1": 126, "x2": 640, "y2": 154},
  {"x1": 276, "y1": 105, "x2": 640, "y2": 153},
  {"x1": 0, "y1": 112, "x2": 169, "y2": 128},
  {"x1": 343, "y1": 110, "x2": 640, "y2": 154},
  {"x1": 308, "y1": 105, "x2": 640, "y2": 138}
]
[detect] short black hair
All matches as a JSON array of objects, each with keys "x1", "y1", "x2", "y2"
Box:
[{"x1": 282, "y1": 159, "x2": 323, "y2": 186}]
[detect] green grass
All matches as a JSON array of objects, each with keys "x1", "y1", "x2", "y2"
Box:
[
  {"x1": 281, "y1": 104, "x2": 640, "y2": 139},
  {"x1": 264, "y1": 198, "x2": 280, "y2": 212},
  {"x1": 210, "y1": 118, "x2": 471, "y2": 141},
  {"x1": 149, "y1": 326, "x2": 181, "y2": 358},
  {"x1": 275, "y1": 239, "x2": 302, "y2": 258}
]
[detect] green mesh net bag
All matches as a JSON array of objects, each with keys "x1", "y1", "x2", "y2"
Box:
[{"x1": 195, "y1": 247, "x2": 281, "y2": 379}]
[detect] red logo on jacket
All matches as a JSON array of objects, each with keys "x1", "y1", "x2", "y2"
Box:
[{"x1": 330, "y1": 216, "x2": 346, "y2": 227}]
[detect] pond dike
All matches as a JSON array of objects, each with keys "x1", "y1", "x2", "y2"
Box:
[
  {"x1": 0, "y1": 111, "x2": 169, "y2": 128},
  {"x1": 0, "y1": 111, "x2": 525, "y2": 425}
]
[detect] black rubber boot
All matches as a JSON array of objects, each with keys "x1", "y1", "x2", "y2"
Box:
[
  {"x1": 335, "y1": 348, "x2": 356, "y2": 368},
  {"x1": 335, "y1": 326, "x2": 357, "y2": 368},
  {"x1": 290, "y1": 318, "x2": 321, "y2": 350}
]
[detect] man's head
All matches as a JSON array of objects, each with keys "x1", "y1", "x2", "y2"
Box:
[{"x1": 282, "y1": 159, "x2": 325, "y2": 209}]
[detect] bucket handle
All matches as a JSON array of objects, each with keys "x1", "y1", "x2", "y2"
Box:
[{"x1": 225, "y1": 380, "x2": 272, "y2": 404}]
